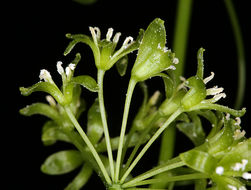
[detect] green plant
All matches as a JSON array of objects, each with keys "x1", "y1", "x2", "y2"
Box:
[{"x1": 19, "y1": 16, "x2": 251, "y2": 190}]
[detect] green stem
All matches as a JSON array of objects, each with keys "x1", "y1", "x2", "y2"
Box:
[
  {"x1": 126, "y1": 173, "x2": 208, "y2": 188},
  {"x1": 173, "y1": 0, "x2": 193, "y2": 78},
  {"x1": 98, "y1": 69, "x2": 115, "y2": 181},
  {"x1": 115, "y1": 78, "x2": 137, "y2": 182},
  {"x1": 122, "y1": 113, "x2": 160, "y2": 175},
  {"x1": 224, "y1": 0, "x2": 246, "y2": 109},
  {"x1": 122, "y1": 157, "x2": 184, "y2": 188},
  {"x1": 64, "y1": 106, "x2": 112, "y2": 185},
  {"x1": 120, "y1": 109, "x2": 183, "y2": 183}
]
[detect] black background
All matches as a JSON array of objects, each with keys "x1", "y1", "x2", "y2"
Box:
[{"x1": 3, "y1": 0, "x2": 251, "y2": 189}]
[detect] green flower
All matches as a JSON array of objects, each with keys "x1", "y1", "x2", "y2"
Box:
[
  {"x1": 180, "y1": 117, "x2": 251, "y2": 190},
  {"x1": 20, "y1": 54, "x2": 99, "y2": 106},
  {"x1": 159, "y1": 48, "x2": 245, "y2": 118},
  {"x1": 64, "y1": 26, "x2": 143, "y2": 71},
  {"x1": 131, "y1": 18, "x2": 178, "y2": 82}
]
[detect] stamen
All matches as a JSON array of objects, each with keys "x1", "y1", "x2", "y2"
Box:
[
  {"x1": 56, "y1": 61, "x2": 64, "y2": 75},
  {"x1": 173, "y1": 58, "x2": 179, "y2": 64},
  {"x1": 106, "y1": 28, "x2": 114, "y2": 41},
  {"x1": 46, "y1": 95, "x2": 56, "y2": 107},
  {"x1": 68, "y1": 63, "x2": 76, "y2": 71},
  {"x1": 235, "y1": 117, "x2": 241, "y2": 125},
  {"x1": 242, "y1": 172, "x2": 251, "y2": 180},
  {"x1": 39, "y1": 69, "x2": 53, "y2": 83},
  {"x1": 233, "y1": 129, "x2": 246, "y2": 140},
  {"x1": 122, "y1": 36, "x2": 134, "y2": 48},
  {"x1": 206, "y1": 86, "x2": 224, "y2": 96},
  {"x1": 113, "y1": 32, "x2": 121, "y2": 44},
  {"x1": 226, "y1": 113, "x2": 231, "y2": 120},
  {"x1": 203, "y1": 72, "x2": 215, "y2": 84},
  {"x1": 212, "y1": 93, "x2": 226, "y2": 102},
  {"x1": 89, "y1": 26, "x2": 100, "y2": 46}
]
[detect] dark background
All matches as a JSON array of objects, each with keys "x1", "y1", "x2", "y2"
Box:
[{"x1": 3, "y1": 0, "x2": 251, "y2": 189}]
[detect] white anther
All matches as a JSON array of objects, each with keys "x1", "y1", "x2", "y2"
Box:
[
  {"x1": 203, "y1": 72, "x2": 215, "y2": 84},
  {"x1": 233, "y1": 129, "x2": 246, "y2": 140},
  {"x1": 212, "y1": 93, "x2": 226, "y2": 102},
  {"x1": 56, "y1": 61, "x2": 64, "y2": 75},
  {"x1": 226, "y1": 113, "x2": 231, "y2": 120},
  {"x1": 216, "y1": 166, "x2": 224, "y2": 175},
  {"x1": 206, "y1": 86, "x2": 224, "y2": 96},
  {"x1": 232, "y1": 159, "x2": 248, "y2": 171},
  {"x1": 235, "y1": 117, "x2": 241, "y2": 125},
  {"x1": 68, "y1": 63, "x2": 76, "y2": 71},
  {"x1": 106, "y1": 28, "x2": 114, "y2": 41},
  {"x1": 173, "y1": 58, "x2": 179, "y2": 64},
  {"x1": 163, "y1": 47, "x2": 169, "y2": 53},
  {"x1": 242, "y1": 172, "x2": 251, "y2": 180},
  {"x1": 167, "y1": 65, "x2": 176, "y2": 70},
  {"x1": 113, "y1": 32, "x2": 121, "y2": 44},
  {"x1": 122, "y1": 36, "x2": 134, "y2": 48},
  {"x1": 227, "y1": 185, "x2": 237, "y2": 190},
  {"x1": 46, "y1": 95, "x2": 56, "y2": 107},
  {"x1": 39, "y1": 69, "x2": 53, "y2": 83},
  {"x1": 89, "y1": 26, "x2": 100, "y2": 46}
]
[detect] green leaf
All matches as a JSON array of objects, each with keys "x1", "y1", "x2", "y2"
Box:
[
  {"x1": 87, "y1": 99, "x2": 104, "y2": 144},
  {"x1": 115, "y1": 55, "x2": 128, "y2": 76},
  {"x1": 20, "y1": 82, "x2": 66, "y2": 105},
  {"x1": 64, "y1": 34, "x2": 100, "y2": 67},
  {"x1": 41, "y1": 150, "x2": 83, "y2": 175},
  {"x1": 131, "y1": 18, "x2": 174, "y2": 82},
  {"x1": 71, "y1": 75, "x2": 99, "y2": 92},
  {"x1": 19, "y1": 103, "x2": 60, "y2": 123},
  {"x1": 41, "y1": 121, "x2": 71, "y2": 146},
  {"x1": 180, "y1": 150, "x2": 217, "y2": 174},
  {"x1": 65, "y1": 164, "x2": 93, "y2": 190}
]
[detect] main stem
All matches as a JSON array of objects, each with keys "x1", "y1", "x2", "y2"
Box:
[
  {"x1": 224, "y1": 0, "x2": 246, "y2": 109},
  {"x1": 97, "y1": 69, "x2": 115, "y2": 181},
  {"x1": 115, "y1": 78, "x2": 137, "y2": 182},
  {"x1": 64, "y1": 106, "x2": 112, "y2": 185},
  {"x1": 120, "y1": 109, "x2": 182, "y2": 183}
]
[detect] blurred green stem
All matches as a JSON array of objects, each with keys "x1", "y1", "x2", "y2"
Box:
[{"x1": 224, "y1": 0, "x2": 246, "y2": 109}]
